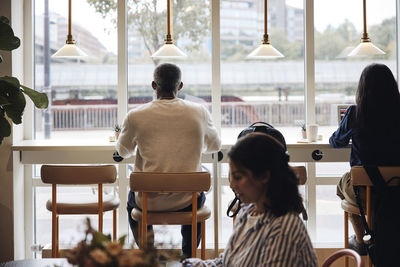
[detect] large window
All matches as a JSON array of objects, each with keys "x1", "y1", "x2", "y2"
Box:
[
  {"x1": 26, "y1": 0, "x2": 399, "y2": 256},
  {"x1": 34, "y1": 0, "x2": 118, "y2": 140},
  {"x1": 221, "y1": 0, "x2": 305, "y2": 144}
]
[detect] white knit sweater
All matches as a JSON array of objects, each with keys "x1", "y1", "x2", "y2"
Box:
[{"x1": 116, "y1": 98, "x2": 221, "y2": 211}]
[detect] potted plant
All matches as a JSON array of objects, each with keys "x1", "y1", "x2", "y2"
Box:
[
  {"x1": 0, "y1": 16, "x2": 48, "y2": 144},
  {"x1": 296, "y1": 120, "x2": 307, "y2": 139},
  {"x1": 114, "y1": 124, "x2": 122, "y2": 139}
]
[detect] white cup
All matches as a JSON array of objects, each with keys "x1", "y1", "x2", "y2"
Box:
[{"x1": 307, "y1": 124, "x2": 318, "y2": 142}]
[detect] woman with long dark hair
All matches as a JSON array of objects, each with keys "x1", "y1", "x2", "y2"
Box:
[
  {"x1": 330, "y1": 63, "x2": 400, "y2": 254},
  {"x1": 185, "y1": 132, "x2": 317, "y2": 266}
]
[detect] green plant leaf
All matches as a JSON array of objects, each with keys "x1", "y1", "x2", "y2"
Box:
[
  {"x1": 0, "y1": 76, "x2": 20, "y2": 89},
  {"x1": 21, "y1": 85, "x2": 49, "y2": 109},
  {"x1": 0, "y1": 76, "x2": 25, "y2": 124},
  {"x1": 3, "y1": 90, "x2": 25, "y2": 124},
  {"x1": 0, "y1": 16, "x2": 20, "y2": 51},
  {"x1": 118, "y1": 235, "x2": 127, "y2": 246},
  {"x1": 0, "y1": 112, "x2": 11, "y2": 144},
  {"x1": 91, "y1": 231, "x2": 111, "y2": 248},
  {"x1": 0, "y1": 95, "x2": 9, "y2": 106}
]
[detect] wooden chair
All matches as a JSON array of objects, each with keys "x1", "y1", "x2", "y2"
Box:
[
  {"x1": 322, "y1": 249, "x2": 364, "y2": 267},
  {"x1": 342, "y1": 166, "x2": 400, "y2": 267},
  {"x1": 231, "y1": 166, "x2": 308, "y2": 223},
  {"x1": 41, "y1": 165, "x2": 120, "y2": 258},
  {"x1": 129, "y1": 172, "x2": 211, "y2": 259}
]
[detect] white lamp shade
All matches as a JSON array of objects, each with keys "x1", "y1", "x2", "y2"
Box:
[
  {"x1": 52, "y1": 43, "x2": 88, "y2": 58},
  {"x1": 246, "y1": 43, "x2": 284, "y2": 59},
  {"x1": 151, "y1": 43, "x2": 187, "y2": 58},
  {"x1": 347, "y1": 41, "x2": 385, "y2": 57}
]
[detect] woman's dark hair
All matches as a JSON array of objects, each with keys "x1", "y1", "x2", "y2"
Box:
[
  {"x1": 228, "y1": 132, "x2": 303, "y2": 217},
  {"x1": 356, "y1": 63, "x2": 400, "y2": 129}
]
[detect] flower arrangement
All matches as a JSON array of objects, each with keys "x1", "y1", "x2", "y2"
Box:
[{"x1": 66, "y1": 218, "x2": 180, "y2": 267}]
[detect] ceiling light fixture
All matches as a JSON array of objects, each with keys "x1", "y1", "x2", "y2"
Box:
[
  {"x1": 152, "y1": 0, "x2": 187, "y2": 58},
  {"x1": 247, "y1": 0, "x2": 284, "y2": 59},
  {"x1": 52, "y1": 0, "x2": 87, "y2": 58},
  {"x1": 347, "y1": 0, "x2": 385, "y2": 57}
]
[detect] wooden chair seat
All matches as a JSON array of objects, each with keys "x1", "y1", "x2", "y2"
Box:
[
  {"x1": 131, "y1": 206, "x2": 211, "y2": 225},
  {"x1": 46, "y1": 194, "x2": 120, "y2": 214}
]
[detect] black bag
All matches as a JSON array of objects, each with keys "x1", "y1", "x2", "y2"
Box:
[
  {"x1": 354, "y1": 166, "x2": 400, "y2": 266},
  {"x1": 226, "y1": 122, "x2": 287, "y2": 218}
]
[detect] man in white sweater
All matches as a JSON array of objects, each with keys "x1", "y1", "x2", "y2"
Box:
[{"x1": 116, "y1": 63, "x2": 221, "y2": 257}]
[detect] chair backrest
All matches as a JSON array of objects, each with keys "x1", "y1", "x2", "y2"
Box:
[
  {"x1": 291, "y1": 166, "x2": 307, "y2": 185},
  {"x1": 130, "y1": 172, "x2": 211, "y2": 192},
  {"x1": 322, "y1": 249, "x2": 364, "y2": 267},
  {"x1": 41, "y1": 165, "x2": 117, "y2": 185},
  {"x1": 351, "y1": 166, "x2": 400, "y2": 186}
]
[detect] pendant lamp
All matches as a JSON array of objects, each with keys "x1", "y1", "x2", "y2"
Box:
[
  {"x1": 52, "y1": 0, "x2": 87, "y2": 58},
  {"x1": 247, "y1": 0, "x2": 284, "y2": 59},
  {"x1": 152, "y1": 0, "x2": 187, "y2": 58},
  {"x1": 347, "y1": 0, "x2": 385, "y2": 57}
]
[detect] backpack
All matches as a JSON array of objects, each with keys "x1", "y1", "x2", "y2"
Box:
[
  {"x1": 226, "y1": 122, "x2": 288, "y2": 218},
  {"x1": 354, "y1": 166, "x2": 400, "y2": 266}
]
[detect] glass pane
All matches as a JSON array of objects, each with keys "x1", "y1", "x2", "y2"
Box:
[
  {"x1": 34, "y1": 0, "x2": 118, "y2": 140},
  {"x1": 127, "y1": 0, "x2": 212, "y2": 112},
  {"x1": 316, "y1": 162, "x2": 350, "y2": 177},
  {"x1": 221, "y1": 0, "x2": 305, "y2": 144},
  {"x1": 316, "y1": 185, "x2": 351, "y2": 245},
  {"x1": 314, "y1": 0, "x2": 397, "y2": 139}
]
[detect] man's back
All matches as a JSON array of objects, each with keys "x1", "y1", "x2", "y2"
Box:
[{"x1": 117, "y1": 98, "x2": 221, "y2": 211}]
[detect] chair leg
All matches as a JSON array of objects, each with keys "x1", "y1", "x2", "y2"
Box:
[
  {"x1": 52, "y1": 185, "x2": 57, "y2": 258},
  {"x1": 56, "y1": 216, "x2": 60, "y2": 257},
  {"x1": 201, "y1": 221, "x2": 206, "y2": 260},
  {"x1": 137, "y1": 221, "x2": 142, "y2": 248},
  {"x1": 344, "y1": 211, "x2": 349, "y2": 267},
  {"x1": 98, "y1": 184, "x2": 103, "y2": 233},
  {"x1": 113, "y1": 209, "x2": 117, "y2": 241}
]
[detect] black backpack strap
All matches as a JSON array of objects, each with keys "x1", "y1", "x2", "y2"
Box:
[
  {"x1": 250, "y1": 121, "x2": 274, "y2": 128},
  {"x1": 363, "y1": 165, "x2": 387, "y2": 191},
  {"x1": 227, "y1": 196, "x2": 241, "y2": 218},
  {"x1": 353, "y1": 185, "x2": 372, "y2": 236}
]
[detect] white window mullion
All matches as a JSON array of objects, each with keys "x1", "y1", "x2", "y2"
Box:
[
  {"x1": 117, "y1": 0, "x2": 128, "y2": 240},
  {"x1": 211, "y1": 0, "x2": 221, "y2": 257},
  {"x1": 304, "y1": 0, "x2": 317, "y2": 242},
  {"x1": 304, "y1": 0, "x2": 315, "y2": 125}
]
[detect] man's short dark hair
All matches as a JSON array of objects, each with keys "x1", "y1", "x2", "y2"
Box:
[{"x1": 153, "y1": 63, "x2": 182, "y2": 93}]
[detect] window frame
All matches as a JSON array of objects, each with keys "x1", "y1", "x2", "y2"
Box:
[{"x1": 13, "y1": 0, "x2": 400, "y2": 259}]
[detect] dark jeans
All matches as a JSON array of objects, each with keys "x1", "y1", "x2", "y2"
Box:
[{"x1": 127, "y1": 191, "x2": 206, "y2": 257}]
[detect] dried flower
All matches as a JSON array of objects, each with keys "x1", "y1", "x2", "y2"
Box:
[
  {"x1": 106, "y1": 241, "x2": 123, "y2": 257},
  {"x1": 90, "y1": 248, "x2": 112, "y2": 265},
  {"x1": 65, "y1": 218, "x2": 179, "y2": 267}
]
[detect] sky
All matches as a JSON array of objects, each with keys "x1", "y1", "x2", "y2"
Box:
[{"x1": 35, "y1": 0, "x2": 396, "y2": 54}]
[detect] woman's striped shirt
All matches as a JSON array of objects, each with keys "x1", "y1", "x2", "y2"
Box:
[{"x1": 186, "y1": 204, "x2": 317, "y2": 267}]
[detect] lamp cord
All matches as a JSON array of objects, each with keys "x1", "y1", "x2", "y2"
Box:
[{"x1": 363, "y1": 0, "x2": 367, "y2": 34}]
